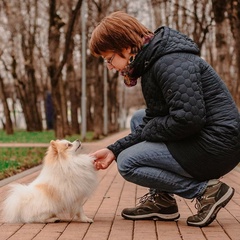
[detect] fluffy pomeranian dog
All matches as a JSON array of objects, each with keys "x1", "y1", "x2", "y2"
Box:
[{"x1": 2, "y1": 139, "x2": 98, "y2": 223}]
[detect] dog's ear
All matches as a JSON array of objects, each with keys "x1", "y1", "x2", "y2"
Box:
[{"x1": 50, "y1": 140, "x2": 58, "y2": 154}]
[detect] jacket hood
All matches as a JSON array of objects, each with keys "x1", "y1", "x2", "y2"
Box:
[{"x1": 131, "y1": 27, "x2": 200, "y2": 78}]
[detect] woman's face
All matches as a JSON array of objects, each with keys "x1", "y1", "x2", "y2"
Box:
[{"x1": 101, "y1": 48, "x2": 131, "y2": 71}]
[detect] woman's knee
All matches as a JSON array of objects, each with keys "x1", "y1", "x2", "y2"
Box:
[
  {"x1": 130, "y1": 109, "x2": 145, "y2": 132},
  {"x1": 117, "y1": 151, "x2": 134, "y2": 180}
]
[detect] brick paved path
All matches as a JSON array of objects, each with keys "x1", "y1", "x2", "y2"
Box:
[{"x1": 0, "y1": 129, "x2": 240, "y2": 240}]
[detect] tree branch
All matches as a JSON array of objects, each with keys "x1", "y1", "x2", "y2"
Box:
[{"x1": 54, "y1": 0, "x2": 83, "y2": 81}]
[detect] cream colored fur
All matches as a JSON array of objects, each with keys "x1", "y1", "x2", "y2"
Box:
[{"x1": 2, "y1": 139, "x2": 98, "y2": 223}]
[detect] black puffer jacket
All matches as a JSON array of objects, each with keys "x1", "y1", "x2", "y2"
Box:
[{"x1": 107, "y1": 26, "x2": 240, "y2": 181}]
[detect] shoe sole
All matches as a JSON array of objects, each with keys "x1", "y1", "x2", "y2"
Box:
[
  {"x1": 121, "y1": 212, "x2": 180, "y2": 221},
  {"x1": 187, "y1": 187, "x2": 235, "y2": 227}
]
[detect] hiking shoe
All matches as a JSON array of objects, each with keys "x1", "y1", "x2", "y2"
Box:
[
  {"x1": 121, "y1": 190, "x2": 180, "y2": 221},
  {"x1": 187, "y1": 181, "x2": 234, "y2": 227}
]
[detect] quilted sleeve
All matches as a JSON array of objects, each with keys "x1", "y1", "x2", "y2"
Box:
[
  {"x1": 142, "y1": 55, "x2": 206, "y2": 141},
  {"x1": 107, "y1": 124, "x2": 144, "y2": 157}
]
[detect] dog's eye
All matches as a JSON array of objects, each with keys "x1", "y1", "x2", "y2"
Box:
[{"x1": 67, "y1": 143, "x2": 73, "y2": 148}]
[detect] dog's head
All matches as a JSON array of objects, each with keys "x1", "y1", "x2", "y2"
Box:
[{"x1": 45, "y1": 139, "x2": 82, "y2": 165}]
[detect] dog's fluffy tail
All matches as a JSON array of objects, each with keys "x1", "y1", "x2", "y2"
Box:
[{"x1": 2, "y1": 184, "x2": 33, "y2": 223}]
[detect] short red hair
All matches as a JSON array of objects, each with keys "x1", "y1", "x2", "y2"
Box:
[{"x1": 89, "y1": 11, "x2": 152, "y2": 57}]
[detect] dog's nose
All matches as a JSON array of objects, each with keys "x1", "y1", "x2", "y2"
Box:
[{"x1": 76, "y1": 139, "x2": 80, "y2": 142}]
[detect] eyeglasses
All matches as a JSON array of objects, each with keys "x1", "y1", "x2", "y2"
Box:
[{"x1": 103, "y1": 53, "x2": 115, "y2": 65}]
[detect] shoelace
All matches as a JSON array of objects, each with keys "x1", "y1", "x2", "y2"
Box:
[
  {"x1": 191, "y1": 197, "x2": 203, "y2": 213},
  {"x1": 137, "y1": 189, "x2": 157, "y2": 205}
]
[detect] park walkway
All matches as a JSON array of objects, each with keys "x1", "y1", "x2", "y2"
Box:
[{"x1": 0, "y1": 129, "x2": 240, "y2": 240}]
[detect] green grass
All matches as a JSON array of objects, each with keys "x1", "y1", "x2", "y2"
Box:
[
  {"x1": 0, "y1": 130, "x2": 94, "y2": 143},
  {"x1": 0, "y1": 147, "x2": 46, "y2": 180},
  {"x1": 0, "y1": 129, "x2": 95, "y2": 180}
]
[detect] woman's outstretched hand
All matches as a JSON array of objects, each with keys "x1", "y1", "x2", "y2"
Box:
[{"x1": 91, "y1": 148, "x2": 115, "y2": 170}]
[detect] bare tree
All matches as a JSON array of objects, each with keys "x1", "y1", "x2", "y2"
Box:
[
  {"x1": 86, "y1": 0, "x2": 129, "y2": 138},
  {"x1": 0, "y1": 74, "x2": 13, "y2": 134},
  {"x1": 2, "y1": 0, "x2": 43, "y2": 131},
  {"x1": 227, "y1": 0, "x2": 240, "y2": 105},
  {"x1": 48, "y1": 0, "x2": 82, "y2": 138},
  {"x1": 150, "y1": 0, "x2": 163, "y2": 26},
  {"x1": 150, "y1": 0, "x2": 213, "y2": 52},
  {"x1": 212, "y1": 0, "x2": 232, "y2": 89}
]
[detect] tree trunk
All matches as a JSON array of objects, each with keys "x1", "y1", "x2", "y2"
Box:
[
  {"x1": 11, "y1": 50, "x2": 42, "y2": 131},
  {"x1": 48, "y1": 0, "x2": 65, "y2": 138},
  {"x1": 0, "y1": 75, "x2": 13, "y2": 134},
  {"x1": 150, "y1": 0, "x2": 162, "y2": 27},
  {"x1": 212, "y1": 0, "x2": 231, "y2": 89},
  {"x1": 48, "y1": 0, "x2": 82, "y2": 139},
  {"x1": 108, "y1": 71, "x2": 120, "y2": 133},
  {"x1": 68, "y1": 74, "x2": 80, "y2": 135},
  {"x1": 3, "y1": 0, "x2": 43, "y2": 132},
  {"x1": 93, "y1": 65, "x2": 104, "y2": 139},
  {"x1": 67, "y1": 33, "x2": 80, "y2": 134},
  {"x1": 227, "y1": 0, "x2": 240, "y2": 106}
]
